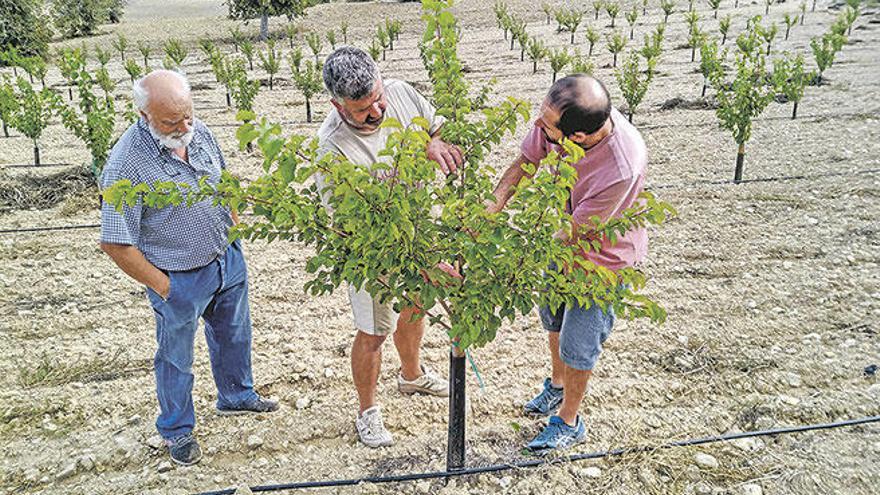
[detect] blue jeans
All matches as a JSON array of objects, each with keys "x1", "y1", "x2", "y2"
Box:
[
  {"x1": 146, "y1": 240, "x2": 257, "y2": 439},
  {"x1": 539, "y1": 300, "x2": 615, "y2": 371}
]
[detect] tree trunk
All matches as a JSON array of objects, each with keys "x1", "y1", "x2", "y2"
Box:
[
  {"x1": 520, "y1": 48, "x2": 525, "y2": 61},
  {"x1": 766, "y1": 42, "x2": 771, "y2": 56},
  {"x1": 714, "y1": 9, "x2": 717, "y2": 19},
  {"x1": 785, "y1": 26, "x2": 791, "y2": 40},
  {"x1": 812, "y1": 0, "x2": 816, "y2": 11},
  {"x1": 226, "y1": 90, "x2": 231, "y2": 107},
  {"x1": 701, "y1": 80, "x2": 707, "y2": 97},
  {"x1": 734, "y1": 143, "x2": 745, "y2": 183},
  {"x1": 735, "y1": 0, "x2": 739, "y2": 7},
  {"x1": 588, "y1": 44, "x2": 594, "y2": 57},
  {"x1": 595, "y1": 11, "x2": 599, "y2": 20},
  {"x1": 792, "y1": 101, "x2": 798, "y2": 119},
  {"x1": 533, "y1": 60, "x2": 537, "y2": 73},
  {"x1": 269, "y1": 75, "x2": 273, "y2": 90},
  {"x1": 381, "y1": 50, "x2": 385, "y2": 61},
  {"x1": 34, "y1": 142, "x2": 40, "y2": 166},
  {"x1": 800, "y1": 13, "x2": 804, "y2": 25},
  {"x1": 613, "y1": 53, "x2": 618, "y2": 67},
  {"x1": 722, "y1": 32, "x2": 727, "y2": 45},
  {"x1": 28, "y1": 73, "x2": 34, "y2": 84},
  {"x1": 691, "y1": 46, "x2": 696, "y2": 62},
  {"x1": 248, "y1": 59, "x2": 253, "y2": 71},
  {"x1": 628, "y1": 111, "x2": 633, "y2": 122},
  {"x1": 260, "y1": 12, "x2": 269, "y2": 41},
  {"x1": 68, "y1": 87, "x2": 73, "y2": 101},
  {"x1": 2, "y1": 119, "x2": 8, "y2": 138},
  {"x1": 611, "y1": 18, "x2": 615, "y2": 28},
  {"x1": 503, "y1": 28, "x2": 507, "y2": 40},
  {"x1": 630, "y1": 27, "x2": 634, "y2": 40},
  {"x1": 144, "y1": 55, "x2": 149, "y2": 67},
  {"x1": 510, "y1": 37, "x2": 515, "y2": 50},
  {"x1": 552, "y1": 71, "x2": 557, "y2": 83},
  {"x1": 571, "y1": 32, "x2": 575, "y2": 44},
  {"x1": 664, "y1": 13, "x2": 669, "y2": 23},
  {"x1": 765, "y1": 4, "x2": 769, "y2": 15},
  {"x1": 446, "y1": 349, "x2": 466, "y2": 471},
  {"x1": 389, "y1": 38, "x2": 394, "y2": 51},
  {"x1": 306, "y1": 97, "x2": 312, "y2": 123}
]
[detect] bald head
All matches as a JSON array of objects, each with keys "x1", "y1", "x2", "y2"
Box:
[
  {"x1": 133, "y1": 69, "x2": 192, "y2": 115},
  {"x1": 545, "y1": 74, "x2": 611, "y2": 136}
]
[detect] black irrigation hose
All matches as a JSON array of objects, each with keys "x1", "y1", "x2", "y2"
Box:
[
  {"x1": 1, "y1": 162, "x2": 75, "y2": 169},
  {"x1": 649, "y1": 167, "x2": 880, "y2": 190},
  {"x1": 193, "y1": 414, "x2": 880, "y2": 495},
  {"x1": 0, "y1": 223, "x2": 100, "y2": 234}
]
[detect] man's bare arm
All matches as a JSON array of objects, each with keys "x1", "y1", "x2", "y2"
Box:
[
  {"x1": 100, "y1": 243, "x2": 171, "y2": 299},
  {"x1": 487, "y1": 153, "x2": 533, "y2": 214}
]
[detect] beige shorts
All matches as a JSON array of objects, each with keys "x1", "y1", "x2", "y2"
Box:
[{"x1": 348, "y1": 284, "x2": 399, "y2": 336}]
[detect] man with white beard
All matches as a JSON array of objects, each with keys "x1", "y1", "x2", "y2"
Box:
[{"x1": 99, "y1": 70, "x2": 277, "y2": 467}]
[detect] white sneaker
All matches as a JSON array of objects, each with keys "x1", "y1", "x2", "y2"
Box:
[
  {"x1": 356, "y1": 406, "x2": 393, "y2": 448},
  {"x1": 398, "y1": 364, "x2": 449, "y2": 397}
]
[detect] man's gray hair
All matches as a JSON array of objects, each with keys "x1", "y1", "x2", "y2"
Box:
[
  {"x1": 322, "y1": 46, "x2": 381, "y2": 102},
  {"x1": 132, "y1": 69, "x2": 191, "y2": 111}
]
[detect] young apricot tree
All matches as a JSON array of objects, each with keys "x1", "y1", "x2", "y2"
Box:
[
  {"x1": 660, "y1": 0, "x2": 675, "y2": 23},
  {"x1": 306, "y1": 31, "x2": 322, "y2": 63},
  {"x1": 707, "y1": 0, "x2": 721, "y2": 19},
  {"x1": 241, "y1": 40, "x2": 256, "y2": 70},
  {"x1": 113, "y1": 34, "x2": 128, "y2": 61},
  {"x1": 137, "y1": 41, "x2": 151, "y2": 68},
  {"x1": 585, "y1": 26, "x2": 600, "y2": 56},
  {"x1": 810, "y1": 32, "x2": 845, "y2": 84},
  {"x1": 719, "y1": 15, "x2": 732, "y2": 45},
  {"x1": 58, "y1": 47, "x2": 86, "y2": 101},
  {"x1": 259, "y1": 39, "x2": 281, "y2": 90},
  {"x1": 760, "y1": 22, "x2": 778, "y2": 55},
  {"x1": 698, "y1": 37, "x2": 724, "y2": 97},
  {"x1": 783, "y1": 14, "x2": 797, "y2": 41},
  {"x1": 772, "y1": 53, "x2": 811, "y2": 119},
  {"x1": 605, "y1": 1, "x2": 621, "y2": 28},
  {"x1": 56, "y1": 68, "x2": 118, "y2": 176},
  {"x1": 593, "y1": 0, "x2": 604, "y2": 20},
  {"x1": 559, "y1": 9, "x2": 585, "y2": 44},
  {"x1": 104, "y1": 0, "x2": 674, "y2": 356},
  {"x1": 548, "y1": 48, "x2": 571, "y2": 83},
  {"x1": 607, "y1": 31, "x2": 627, "y2": 67},
  {"x1": 230, "y1": 26, "x2": 247, "y2": 53},
  {"x1": 526, "y1": 38, "x2": 546, "y2": 74},
  {"x1": 625, "y1": 6, "x2": 638, "y2": 40},
  {"x1": 326, "y1": 29, "x2": 337, "y2": 50},
  {"x1": 569, "y1": 49, "x2": 595, "y2": 75},
  {"x1": 163, "y1": 39, "x2": 187, "y2": 69},
  {"x1": 11, "y1": 77, "x2": 57, "y2": 166},
  {"x1": 291, "y1": 59, "x2": 322, "y2": 123},
  {"x1": 124, "y1": 58, "x2": 143, "y2": 83},
  {"x1": 708, "y1": 25, "x2": 780, "y2": 183},
  {"x1": 0, "y1": 75, "x2": 18, "y2": 138},
  {"x1": 340, "y1": 20, "x2": 349, "y2": 43},
  {"x1": 95, "y1": 46, "x2": 112, "y2": 69},
  {"x1": 616, "y1": 51, "x2": 654, "y2": 123}
]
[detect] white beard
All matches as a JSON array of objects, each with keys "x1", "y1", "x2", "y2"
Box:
[{"x1": 148, "y1": 122, "x2": 194, "y2": 150}]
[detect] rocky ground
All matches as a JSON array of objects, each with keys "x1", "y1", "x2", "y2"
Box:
[{"x1": 1, "y1": 0, "x2": 879, "y2": 494}]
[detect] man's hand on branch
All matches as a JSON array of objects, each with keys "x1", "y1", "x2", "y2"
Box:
[{"x1": 426, "y1": 136, "x2": 464, "y2": 176}]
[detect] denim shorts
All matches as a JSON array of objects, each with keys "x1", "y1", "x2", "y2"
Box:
[{"x1": 539, "y1": 300, "x2": 616, "y2": 371}]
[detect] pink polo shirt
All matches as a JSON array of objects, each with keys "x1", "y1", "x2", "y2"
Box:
[{"x1": 520, "y1": 108, "x2": 648, "y2": 271}]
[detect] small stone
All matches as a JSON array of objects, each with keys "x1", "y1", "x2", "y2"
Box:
[
  {"x1": 731, "y1": 437, "x2": 762, "y2": 452},
  {"x1": 127, "y1": 414, "x2": 142, "y2": 426},
  {"x1": 677, "y1": 335, "x2": 689, "y2": 345},
  {"x1": 779, "y1": 395, "x2": 800, "y2": 405},
  {"x1": 157, "y1": 461, "x2": 173, "y2": 473},
  {"x1": 694, "y1": 482, "x2": 713, "y2": 495},
  {"x1": 247, "y1": 434, "x2": 264, "y2": 450},
  {"x1": 323, "y1": 368, "x2": 333, "y2": 378},
  {"x1": 146, "y1": 434, "x2": 165, "y2": 450},
  {"x1": 78, "y1": 455, "x2": 96, "y2": 471},
  {"x1": 867, "y1": 383, "x2": 880, "y2": 397},
  {"x1": 694, "y1": 453, "x2": 719, "y2": 469},
  {"x1": 783, "y1": 372, "x2": 802, "y2": 388},
  {"x1": 643, "y1": 415, "x2": 662, "y2": 428},
  {"x1": 55, "y1": 252, "x2": 66, "y2": 261},
  {"x1": 579, "y1": 466, "x2": 602, "y2": 478},
  {"x1": 56, "y1": 462, "x2": 77, "y2": 481},
  {"x1": 234, "y1": 486, "x2": 254, "y2": 495},
  {"x1": 295, "y1": 397, "x2": 310, "y2": 410},
  {"x1": 498, "y1": 476, "x2": 512, "y2": 488},
  {"x1": 741, "y1": 483, "x2": 763, "y2": 495}
]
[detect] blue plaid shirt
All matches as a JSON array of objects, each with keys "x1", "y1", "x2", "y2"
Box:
[{"x1": 100, "y1": 118, "x2": 233, "y2": 272}]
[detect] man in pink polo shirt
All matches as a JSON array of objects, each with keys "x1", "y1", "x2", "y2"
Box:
[{"x1": 488, "y1": 74, "x2": 648, "y2": 454}]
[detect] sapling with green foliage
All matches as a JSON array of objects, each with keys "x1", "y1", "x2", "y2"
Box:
[
  {"x1": 783, "y1": 14, "x2": 797, "y2": 41},
  {"x1": 113, "y1": 34, "x2": 128, "y2": 61},
  {"x1": 593, "y1": 0, "x2": 604, "y2": 20},
  {"x1": 607, "y1": 31, "x2": 627, "y2": 67},
  {"x1": 698, "y1": 37, "x2": 724, "y2": 97},
  {"x1": 163, "y1": 39, "x2": 187, "y2": 69},
  {"x1": 764, "y1": 0, "x2": 773, "y2": 15},
  {"x1": 548, "y1": 48, "x2": 571, "y2": 83},
  {"x1": 558, "y1": 9, "x2": 585, "y2": 44},
  {"x1": 526, "y1": 38, "x2": 546, "y2": 74},
  {"x1": 285, "y1": 23, "x2": 299, "y2": 49},
  {"x1": 542, "y1": 3, "x2": 553, "y2": 24},
  {"x1": 640, "y1": 26, "x2": 665, "y2": 69},
  {"x1": 326, "y1": 30, "x2": 337, "y2": 50},
  {"x1": 240, "y1": 40, "x2": 255, "y2": 70},
  {"x1": 104, "y1": 0, "x2": 674, "y2": 355},
  {"x1": 569, "y1": 49, "x2": 595, "y2": 74},
  {"x1": 0, "y1": 47, "x2": 22, "y2": 77},
  {"x1": 585, "y1": 26, "x2": 600, "y2": 57},
  {"x1": 660, "y1": 0, "x2": 675, "y2": 23},
  {"x1": 760, "y1": 22, "x2": 778, "y2": 55},
  {"x1": 137, "y1": 41, "x2": 151, "y2": 68},
  {"x1": 616, "y1": 52, "x2": 653, "y2": 123},
  {"x1": 810, "y1": 32, "x2": 845, "y2": 84},
  {"x1": 22, "y1": 57, "x2": 48, "y2": 89},
  {"x1": 340, "y1": 21, "x2": 349, "y2": 43},
  {"x1": 719, "y1": 15, "x2": 732, "y2": 45},
  {"x1": 58, "y1": 47, "x2": 87, "y2": 101},
  {"x1": 230, "y1": 26, "x2": 247, "y2": 53},
  {"x1": 376, "y1": 26, "x2": 390, "y2": 60},
  {"x1": 306, "y1": 32, "x2": 322, "y2": 63},
  {"x1": 198, "y1": 38, "x2": 216, "y2": 60},
  {"x1": 707, "y1": 0, "x2": 721, "y2": 19},
  {"x1": 625, "y1": 6, "x2": 639, "y2": 40},
  {"x1": 708, "y1": 25, "x2": 780, "y2": 183},
  {"x1": 511, "y1": 23, "x2": 529, "y2": 61},
  {"x1": 95, "y1": 67, "x2": 115, "y2": 98},
  {"x1": 56, "y1": 67, "x2": 118, "y2": 176},
  {"x1": 0, "y1": 76, "x2": 18, "y2": 138},
  {"x1": 800, "y1": 1, "x2": 806, "y2": 25},
  {"x1": 95, "y1": 46, "x2": 112, "y2": 69},
  {"x1": 368, "y1": 39, "x2": 381, "y2": 62},
  {"x1": 642, "y1": 0, "x2": 649, "y2": 15},
  {"x1": 606, "y1": 1, "x2": 620, "y2": 28},
  {"x1": 291, "y1": 59, "x2": 322, "y2": 123},
  {"x1": 228, "y1": 58, "x2": 259, "y2": 151},
  {"x1": 11, "y1": 77, "x2": 57, "y2": 166},
  {"x1": 123, "y1": 58, "x2": 143, "y2": 83},
  {"x1": 210, "y1": 51, "x2": 235, "y2": 108},
  {"x1": 772, "y1": 53, "x2": 811, "y2": 119},
  {"x1": 685, "y1": 12, "x2": 703, "y2": 62},
  {"x1": 259, "y1": 39, "x2": 281, "y2": 90}
]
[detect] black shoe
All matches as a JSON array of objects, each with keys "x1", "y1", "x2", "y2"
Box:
[
  {"x1": 216, "y1": 395, "x2": 280, "y2": 416},
  {"x1": 166, "y1": 433, "x2": 202, "y2": 466}
]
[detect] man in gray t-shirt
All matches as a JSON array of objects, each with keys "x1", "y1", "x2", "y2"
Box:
[{"x1": 316, "y1": 46, "x2": 463, "y2": 448}]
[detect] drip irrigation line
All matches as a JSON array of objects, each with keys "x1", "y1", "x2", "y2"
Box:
[
  {"x1": 0, "y1": 223, "x2": 100, "y2": 234},
  {"x1": 1, "y1": 163, "x2": 75, "y2": 169},
  {"x1": 193, "y1": 414, "x2": 880, "y2": 495},
  {"x1": 649, "y1": 167, "x2": 880, "y2": 190}
]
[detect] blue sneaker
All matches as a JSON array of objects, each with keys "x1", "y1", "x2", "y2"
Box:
[
  {"x1": 526, "y1": 415, "x2": 586, "y2": 454},
  {"x1": 216, "y1": 395, "x2": 279, "y2": 416},
  {"x1": 523, "y1": 378, "x2": 564, "y2": 416}
]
